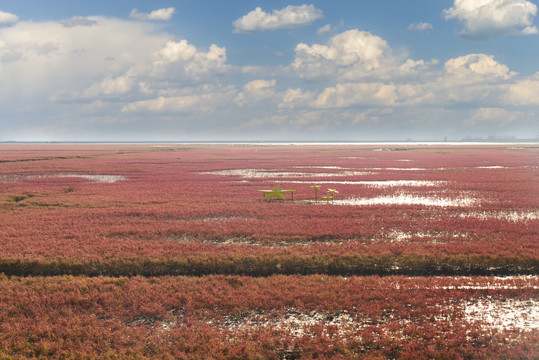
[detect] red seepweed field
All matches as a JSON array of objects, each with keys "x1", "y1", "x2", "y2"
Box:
[{"x1": 0, "y1": 143, "x2": 538, "y2": 359}]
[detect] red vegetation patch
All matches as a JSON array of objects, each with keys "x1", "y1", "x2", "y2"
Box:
[
  {"x1": 0, "y1": 275, "x2": 537, "y2": 359},
  {"x1": 1, "y1": 144, "x2": 538, "y2": 358},
  {"x1": 0, "y1": 144, "x2": 537, "y2": 276}
]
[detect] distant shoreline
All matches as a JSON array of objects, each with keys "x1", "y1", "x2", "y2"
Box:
[{"x1": 1, "y1": 140, "x2": 538, "y2": 146}]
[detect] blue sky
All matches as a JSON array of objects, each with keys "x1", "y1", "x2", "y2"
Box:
[{"x1": 1, "y1": 0, "x2": 538, "y2": 141}]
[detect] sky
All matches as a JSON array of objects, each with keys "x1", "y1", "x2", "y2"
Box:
[{"x1": 1, "y1": 0, "x2": 538, "y2": 141}]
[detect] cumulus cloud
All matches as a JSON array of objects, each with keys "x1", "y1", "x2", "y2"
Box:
[
  {"x1": 398, "y1": 59, "x2": 440, "y2": 80},
  {"x1": 284, "y1": 30, "x2": 525, "y2": 110},
  {"x1": 233, "y1": 4, "x2": 323, "y2": 33},
  {"x1": 407, "y1": 22, "x2": 433, "y2": 31},
  {"x1": 1, "y1": 9, "x2": 537, "y2": 141},
  {"x1": 289, "y1": 29, "x2": 443, "y2": 84},
  {"x1": 122, "y1": 86, "x2": 236, "y2": 114},
  {"x1": 506, "y1": 74, "x2": 539, "y2": 105},
  {"x1": 281, "y1": 28, "x2": 534, "y2": 117},
  {"x1": 291, "y1": 29, "x2": 396, "y2": 80},
  {"x1": 152, "y1": 40, "x2": 228, "y2": 83},
  {"x1": 444, "y1": 53, "x2": 513, "y2": 80},
  {"x1": 279, "y1": 88, "x2": 316, "y2": 109},
  {"x1": 282, "y1": 52, "x2": 520, "y2": 111},
  {"x1": 83, "y1": 75, "x2": 135, "y2": 98},
  {"x1": 234, "y1": 79, "x2": 276, "y2": 107},
  {"x1": 129, "y1": 7, "x2": 175, "y2": 21},
  {"x1": 443, "y1": 0, "x2": 538, "y2": 38},
  {"x1": 311, "y1": 83, "x2": 398, "y2": 108},
  {"x1": 0, "y1": 10, "x2": 18, "y2": 25},
  {"x1": 122, "y1": 95, "x2": 200, "y2": 113}
]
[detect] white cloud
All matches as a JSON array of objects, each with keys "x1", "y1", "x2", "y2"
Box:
[
  {"x1": 289, "y1": 29, "x2": 443, "y2": 84},
  {"x1": 279, "y1": 88, "x2": 316, "y2": 109},
  {"x1": 152, "y1": 41, "x2": 228, "y2": 83},
  {"x1": 122, "y1": 85, "x2": 236, "y2": 114},
  {"x1": 129, "y1": 7, "x2": 175, "y2": 21},
  {"x1": 414, "y1": 54, "x2": 513, "y2": 107},
  {"x1": 84, "y1": 75, "x2": 135, "y2": 98},
  {"x1": 233, "y1": 4, "x2": 323, "y2": 33},
  {"x1": 398, "y1": 59, "x2": 440, "y2": 79},
  {"x1": 507, "y1": 74, "x2": 539, "y2": 105},
  {"x1": 444, "y1": 53, "x2": 514, "y2": 80},
  {"x1": 122, "y1": 95, "x2": 197, "y2": 113},
  {"x1": 1, "y1": 9, "x2": 537, "y2": 141},
  {"x1": 0, "y1": 10, "x2": 18, "y2": 25},
  {"x1": 311, "y1": 82, "x2": 398, "y2": 108},
  {"x1": 234, "y1": 79, "x2": 276, "y2": 107},
  {"x1": 0, "y1": 15, "x2": 232, "y2": 123},
  {"x1": 243, "y1": 79, "x2": 275, "y2": 92},
  {"x1": 394, "y1": 83, "x2": 437, "y2": 106},
  {"x1": 285, "y1": 30, "x2": 522, "y2": 111},
  {"x1": 0, "y1": 17, "x2": 164, "y2": 101},
  {"x1": 317, "y1": 24, "x2": 334, "y2": 35},
  {"x1": 407, "y1": 22, "x2": 433, "y2": 31},
  {"x1": 443, "y1": 0, "x2": 538, "y2": 38},
  {"x1": 291, "y1": 29, "x2": 396, "y2": 80},
  {"x1": 155, "y1": 40, "x2": 198, "y2": 63},
  {"x1": 285, "y1": 53, "x2": 521, "y2": 110}
]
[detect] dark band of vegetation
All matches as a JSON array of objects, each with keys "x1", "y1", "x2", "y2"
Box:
[{"x1": 1, "y1": 254, "x2": 537, "y2": 277}]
